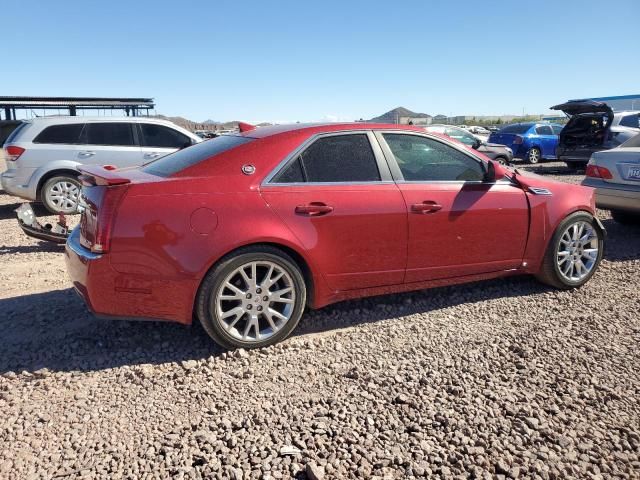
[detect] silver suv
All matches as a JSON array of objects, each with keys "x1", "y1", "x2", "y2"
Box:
[{"x1": 1, "y1": 116, "x2": 201, "y2": 213}]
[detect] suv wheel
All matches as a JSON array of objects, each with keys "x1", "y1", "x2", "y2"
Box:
[
  {"x1": 527, "y1": 147, "x2": 541, "y2": 164},
  {"x1": 197, "y1": 246, "x2": 307, "y2": 349},
  {"x1": 536, "y1": 212, "x2": 603, "y2": 289},
  {"x1": 41, "y1": 175, "x2": 82, "y2": 214}
]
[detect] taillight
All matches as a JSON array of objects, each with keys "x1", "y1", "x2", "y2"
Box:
[
  {"x1": 585, "y1": 164, "x2": 613, "y2": 179},
  {"x1": 83, "y1": 186, "x2": 128, "y2": 253},
  {"x1": 513, "y1": 136, "x2": 523, "y2": 145},
  {"x1": 5, "y1": 146, "x2": 25, "y2": 162}
]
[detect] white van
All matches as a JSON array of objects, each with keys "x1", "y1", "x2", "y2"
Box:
[{"x1": 1, "y1": 116, "x2": 201, "y2": 213}]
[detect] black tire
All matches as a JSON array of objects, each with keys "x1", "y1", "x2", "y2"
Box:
[
  {"x1": 41, "y1": 174, "x2": 82, "y2": 214},
  {"x1": 565, "y1": 161, "x2": 587, "y2": 171},
  {"x1": 527, "y1": 147, "x2": 541, "y2": 164},
  {"x1": 495, "y1": 156, "x2": 510, "y2": 166},
  {"x1": 536, "y1": 211, "x2": 604, "y2": 289},
  {"x1": 196, "y1": 246, "x2": 307, "y2": 349},
  {"x1": 611, "y1": 209, "x2": 640, "y2": 225}
]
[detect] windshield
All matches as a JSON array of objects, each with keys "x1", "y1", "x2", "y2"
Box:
[
  {"x1": 143, "y1": 135, "x2": 254, "y2": 177},
  {"x1": 499, "y1": 124, "x2": 532, "y2": 134}
]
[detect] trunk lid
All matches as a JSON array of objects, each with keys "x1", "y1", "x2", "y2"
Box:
[
  {"x1": 590, "y1": 146, "x2": 640, "y2": 186},
  {"x1": 551, "y1": 99, "x2": 614, "y2": 118}
]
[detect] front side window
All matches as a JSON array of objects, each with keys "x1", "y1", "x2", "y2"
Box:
[
  {"x1": 274, "y1": 134, "x2": 380, "y2": 183},
  {"x1": 535, "y1": 125, "x2": 553, "y2": 135},
  {"x1": 33, "y1": 124, "x2": 84, "y2": 144},
  {"x1": 140, "y1": 123, "x2": 192, "y2": 149},
  {"x1": 619, "y1": 114, "x2": 640, "y2": 129},
  {"x1": 383, "y1": 134, "x2": 485, "y2": 182},
  {"x1": 85, "y1": 123, "x2": 135, "y2": 146}
]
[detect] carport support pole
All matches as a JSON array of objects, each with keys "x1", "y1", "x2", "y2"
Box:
[
  {"x1": 5, "y1": 108, "x2": 12, "y2": 120},
  {"x1": 69, "y1": 106, "x2": 76, "y2": 116}
]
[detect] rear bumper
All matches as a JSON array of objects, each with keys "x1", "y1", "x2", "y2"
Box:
[
  {"x1": 65, "y1": 227, "x2": 195, "y2": 324},
  {"x1": 581, "y1": 178, "x2": 640, "y2": 212},
  {"x1": 1, "y1": 167, "x2": 37, "y2": 200}
]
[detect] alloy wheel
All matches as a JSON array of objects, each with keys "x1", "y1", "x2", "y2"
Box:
[
  {"x1": 528, "y1": 148, "x2": 540, "y2": 164},
  {"x1": 556, "y1": 221, "x2": 599, "y2": 282},
  {"x1": 46, "y1": 180, "x2": 80, "y2": 213},
  {"x1": 215, "y1": 261, "x2": 296, "y2": 343}
]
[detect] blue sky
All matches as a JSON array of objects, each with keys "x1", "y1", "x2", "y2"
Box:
[{"x1": 3, "y1": 0, "x2": 638, "y2": 123}]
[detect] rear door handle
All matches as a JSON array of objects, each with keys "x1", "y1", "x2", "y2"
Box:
[
  {"x1": 144, "y1": 152, "x2": 161, "y2": 159},
  {"x1": 295, "y1": 202, "x2": 334, "y2": 216},
  {"x1": 78, "y1": 151, "x2": 95, "y2": 158},
  {"x1": 411, "y1": 201, "x2": 442, "y2": 214}
]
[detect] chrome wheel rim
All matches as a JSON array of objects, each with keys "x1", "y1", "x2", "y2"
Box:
[
  {"x1": 46, "y1": 180, "x2": 80, "y2": 213},
  {"x1": 215, "y1": 261, "x2": 296, "y2": 343},
  {"x1": 557, "y1": 221, "x2": 599, "y2": 282},
  {"x1": 529, "y1": 149, "x2": 540, "y2": 163}
]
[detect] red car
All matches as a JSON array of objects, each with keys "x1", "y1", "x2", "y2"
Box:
[{"x1": 65, "y1": 123, "x2": 605, "y2": 349}]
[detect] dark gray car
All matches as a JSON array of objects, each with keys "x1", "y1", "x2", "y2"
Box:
[{"x1": 424, "y1": 124, "x2": 514, "y2": 165}]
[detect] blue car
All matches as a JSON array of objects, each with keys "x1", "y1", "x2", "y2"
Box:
[{"x1": 487, "y1": 122, "x2": 564, "y2": 164}]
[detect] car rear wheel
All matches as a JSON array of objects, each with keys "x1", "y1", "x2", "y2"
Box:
[
  {"x1": 611, "y1": 209, "x2": 640, "y2": 225},
  {"x1": 41, "y1": 175, "x2": 82, "y2": 214},
  {"x1": 527, "y1": 147, "x2": 541, "y2": 164},
  {"x1": 536, "y1": 212, "x2": 603, "y2": 289},
  {"x1": 196, "y1": 246, "x2": 307, "y2": 349},
  {"x1": 495, "y1": 156, "x2": 509, "y2": 166}
]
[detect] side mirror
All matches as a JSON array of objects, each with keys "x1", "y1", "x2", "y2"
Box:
[{"x1": 484, "y1": 160, "x2": 509, "y2": 183}]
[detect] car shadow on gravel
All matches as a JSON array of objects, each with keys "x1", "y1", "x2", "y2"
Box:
[
  {"x1": 0, "y1": 275, "x2": 553, "y2": 375},
  {"x1": 0, "y1": 288, "x2": 222, "y2": 375},
  {"x1": 518, "y1": 164, "x2": 583, "y2": 176},
  {"x1": 0, "y1": 243, "x2": 65, "y2": 254},
  {"x1": 0, "y1": 199, "x2": 50, "y2": 220},
  {"x1": 601, "y1": 218, "x2": 640, "y2": 262}
]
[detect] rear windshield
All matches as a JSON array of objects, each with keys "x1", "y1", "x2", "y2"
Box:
[
  {"x1": 621, "y1": 133, "x2": 640, "y2": 148},
  {"x1": 4, "y1": 122, "x2": 29, "y2": 144},
  {"x1": 499, "y1": 124, "x2": 532, "y2": 134},
  {"x1": 143, "y1": 135, "x2": 253, "y2": 177}
]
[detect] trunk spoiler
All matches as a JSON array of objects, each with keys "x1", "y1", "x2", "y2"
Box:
[{"x1": 78, "y1": 165, "x2": 132, "y2": 186}]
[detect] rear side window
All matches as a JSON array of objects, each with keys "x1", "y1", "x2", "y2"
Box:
[
  {"x1": 143, "y1": 135, "x2": 253, "y2": 177},
  {"x1": 535, "y1": 125, "x2": 553, "y2": 135},
  {"x1": 85, "y1": 123, "x2": 135, "y2": 146},
  {"x1": 551, "y1": 125, "x2": 563, "y2": 135},
  {"x1": 619, "y1": 114, "x2": 640, "y2": 129},
  {"x1": 275, "y1": 134, "x2": 380, "y2": 183},
  {"x1": 140, "y1": 123, "x2": 192, "y2": 149},
  {"x1": 33, "y1": 124, "x2": 84, "y2": 144},
  {"x1": 500, "y1": 124, "x2": 532, "y2": 134}
]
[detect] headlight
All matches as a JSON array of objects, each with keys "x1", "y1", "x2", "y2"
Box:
[{"x1": 505, "y1": 148, "x2": 513, "y2": 154}]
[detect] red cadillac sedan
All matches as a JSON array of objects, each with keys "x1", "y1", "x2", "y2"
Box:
[{"x1": 65, "y1": 123, "x2": 604, "y2": 349}]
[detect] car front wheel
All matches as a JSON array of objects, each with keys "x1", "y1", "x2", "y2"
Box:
[
  {"x1": 41, "y1": 175, "x2": 82, "y2": 214},
  {"x1": 196, "y1": 246, "x2": 307, "y2": 349},
  {"x1": 536, "y1": 212, "x2": 603, "y2": 289}
]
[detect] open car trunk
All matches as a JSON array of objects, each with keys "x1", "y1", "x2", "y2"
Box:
[{"x1": 551, "y1": 100, "x2": 615, "y2": 164}]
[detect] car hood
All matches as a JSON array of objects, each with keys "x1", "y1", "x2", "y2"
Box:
[{"x1": 551, "y1": 99, "x2": 613, "y2": 117}]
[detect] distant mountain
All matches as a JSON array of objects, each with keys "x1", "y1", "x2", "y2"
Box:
[
  {"x1": 369, "y1": 107, "x2": 431, "y2": 123},
  {"x1": 202, "y1": 119, "x2": 219, "y2": 125}
]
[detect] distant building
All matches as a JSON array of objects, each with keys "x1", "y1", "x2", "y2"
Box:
[
  {"x1": 398, "y1": 116, "x2": 432, "y2": 125},
  {"x1": 586, "y1": 94, "x2": 640, "y2": 112}
]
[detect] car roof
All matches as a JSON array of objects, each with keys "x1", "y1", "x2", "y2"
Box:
[
  {"x1": 237, "y1": 122, "x2": 429, "y2": 139},
  {"x1": 20, "y1": 116, "x2": 182, "y2": 125}
]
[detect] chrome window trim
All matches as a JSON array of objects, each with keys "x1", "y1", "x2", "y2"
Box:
[{"x1": 261, "y1": 130, "x2": 393, "y2": 187}]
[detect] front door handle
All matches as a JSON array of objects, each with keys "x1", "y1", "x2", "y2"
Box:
[
  {"x1": 411, "y1": 201, "x2": 442, "y2": 214},
  {"x1": 295, "y1": 202, "x2": 334, "y2": 216},
  {"x1": 78, "y1": 151, "x2": 96, "y2": 158},
  {"x1": 144, "y1": 152, "x2": 161, "y2": 159}
]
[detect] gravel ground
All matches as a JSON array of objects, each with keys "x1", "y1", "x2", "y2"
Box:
[{"x1": 1, "y1": 161, "x2": 639, "y2": 479}]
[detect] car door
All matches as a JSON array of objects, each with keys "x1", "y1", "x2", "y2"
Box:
[
  {"x1": 80, "y1": 122, "x2": 142, "y2": 167},
  {"x1": 534, "y1": 125, "x2": 556, "y2": 158},
  {"x1": 138, "y1": 123, "x2": 194, "y2": 163},
  {"x1": 260, "y1": 131, "x2": 408, "y2": 291},
  {"x1": 376, "y1": 131, "x2": 529, "y2": 283}
]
